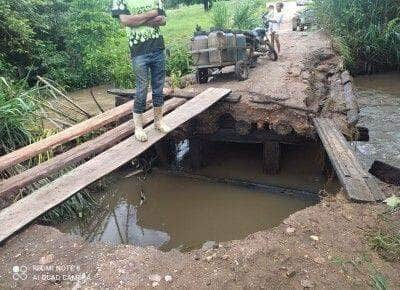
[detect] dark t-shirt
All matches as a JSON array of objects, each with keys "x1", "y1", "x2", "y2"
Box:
[{"x1": 111, "y1": 0, "x2": 166, "y2": 57}]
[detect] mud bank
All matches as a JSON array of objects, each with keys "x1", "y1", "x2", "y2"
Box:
[{"x1": 1, "y1": 193, "x2": 399, "y2": 289}]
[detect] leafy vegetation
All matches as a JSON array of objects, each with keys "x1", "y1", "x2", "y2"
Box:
[
  {"x1": 211, "y1": 1, "x2": 231, "y2": 29},
  {"x1": 211, "y1": 0, "x2": 263, "y2": 30},
  {"x1": 0, "y1": 78, "x2": 43, "y2": 154},
  {"x1": 0, "y1": 0, "x2": 133, "y2": 89},
  {"x1": 313, "y1": 0, "x2": 400, "y2": 73}
]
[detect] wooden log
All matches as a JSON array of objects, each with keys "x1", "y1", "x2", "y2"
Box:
[
  {"x1": 0, "y1": 87, "x2": 231, "y2": 243},
  {"x1": 250, "y1": 96, "x2": 318, "y2": 113},
  {"x1": 154, "y1": 168, "x2": 319, "y2": 199},
  {"x1": 0, "y1": 100, "x2": 135, "y2": 172},
  {"x1": 342, "y1": 82, "x2": 360, "y2": 126},
  {"x1": 189, "y1": 137, "x2": 206, "y2": 169},
  {"x1": 235, "y1": 120, "x2": 252, "y2": 135},
  {"x1": 199, "y1": 128, "x2": 310, "y2": 145},
  {"x1": 369, "y1": 160, "x2": 400, "y2": 186},
  {"x1": 263, "y1": 141, "x2": 281, "y2": 175},
  {"x1": 271, "y1": 122, "x2": 293, "y2": 135},
  {"x1": 154, "y1": 138, "x2": 176, "y2": 167},
  {"x1": 108, "y1": 88, "x2": 241, "y2": 103},
  {"x1": 0, "y1": 98, "x2": 185, "y2": 197},
  {"x1": 314, "y1": 117, "x2": 385, "y2": 201}
]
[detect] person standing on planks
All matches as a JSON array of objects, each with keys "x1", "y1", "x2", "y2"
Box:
[{"x1": 111, "y1": 0, "x2": 171, "y2": 142}]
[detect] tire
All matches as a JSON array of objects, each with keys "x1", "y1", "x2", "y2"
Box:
[
  {"x1": 235, "y1": 61, "x2": 249, "y2": 81},
  {"x1": 267, "y1": 44, "x2": 278, "y2": 61},
  {"x1": 196, "y1": 68, "x2": 208, "y2": 84},
  {"x1": 249, "y1": 57, "x2": 257, "y2": 68}
]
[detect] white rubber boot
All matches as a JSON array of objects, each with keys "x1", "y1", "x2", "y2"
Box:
[
  {"x1": 154, "y1": 106, "x2": 171, "y2": 134},
  {"x1": 133, "y1": 113, "x2": 148, "y2": 142}
]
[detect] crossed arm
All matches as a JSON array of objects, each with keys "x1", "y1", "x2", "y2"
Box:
[{"x1": 119, "y1": 10, "x2": 166, "y2": 27}]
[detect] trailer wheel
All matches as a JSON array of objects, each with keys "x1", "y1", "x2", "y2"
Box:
[
  {"x1": 196, "y1": 68, "x2": 208, "y2": 84},
  {"x1": 235, "y1": 61, "x2": 249, "y2": 81},
  {"x1": 267, "y1": 44, "x2": 278, "y2": 61}
]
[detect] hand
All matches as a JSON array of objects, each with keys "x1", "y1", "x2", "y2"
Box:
[{"x1": 145, "y1": 9, "x2": 159, "y2": 18}]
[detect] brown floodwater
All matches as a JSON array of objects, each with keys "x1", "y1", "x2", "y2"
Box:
[
  {"x1": 352, "y1": 72, "x2": 400, "y2": 170},
  {"x1": 57, "y1": 142, "x2": 334, "y2": 252}
]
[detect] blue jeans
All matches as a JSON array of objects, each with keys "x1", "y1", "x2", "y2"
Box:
[{"x1": 132, "y1": 50, "x2": 166, "y2": 114}]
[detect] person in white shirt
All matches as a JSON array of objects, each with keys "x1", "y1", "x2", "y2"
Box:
[{"x1": 268, "y1": 2, "x2": 284, "y2": 56}]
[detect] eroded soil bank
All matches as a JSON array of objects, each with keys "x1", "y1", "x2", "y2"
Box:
[{"x1": 1, "y1": 193, "x2": 399, "y2": 289}]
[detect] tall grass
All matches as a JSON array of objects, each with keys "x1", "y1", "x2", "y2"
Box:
[
  {"x1": 232, "y1": 0, "x2": 260, "y2": 30},
  {"x1": 313, "y1": 0, "x2": 400, "y2": 74},
  {"x1": 0, "y1": 78, "x2": 43, "y2": 154},
  {"x1": 211, "y1": 0, "x2": 263, "y2": 30},
  {"x1": 211, "y1": 1, "x2": 231, "y2": 29}
]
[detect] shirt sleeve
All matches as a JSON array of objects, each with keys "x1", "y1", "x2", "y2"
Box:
[{"x1": 111, "y1": 0, "x2": 129, "y2": 18}]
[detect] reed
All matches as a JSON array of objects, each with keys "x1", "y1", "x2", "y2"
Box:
[{"x1": 313, "y1": 0, "x2": 400, "y2": 73}]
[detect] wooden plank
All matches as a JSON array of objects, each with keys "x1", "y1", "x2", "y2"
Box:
[
  {"x1": 314, "y1": 118, "x2": 384, "y2": 202},
  {"x1": 0, "y1": 87, "x2": 231, "y2": 243},
  {"x1": 0, "y1": 98, "x2": 186, "y2": 196},
  {"x1": 0, "y1": 101, "x2": 135, "y2": 172}
]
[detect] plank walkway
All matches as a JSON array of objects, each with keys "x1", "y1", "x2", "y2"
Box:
[
  {"x1": 314, "y1": 118, "x2": 385, "y2": 202},
  {"x1": 0, "y1": 87, "x2": 231, "y2": 243},
  {"x1": 0, "y1": 98, "x2": 185, "y2": 197},
  {"x1": 0, "y1": 100, "x2": 135, "y2": 171}
]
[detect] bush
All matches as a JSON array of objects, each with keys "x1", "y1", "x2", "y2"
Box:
[
  {"x1": 166, "y1": 44, "x2": 192, "y2": 76},
  {"x1": 0, "y1": 78, "x2": 43, "y2": 153},
  {"x1": 211, "y1": 0, "x2": 262, "y2": 30},
  {"x1": 232, "y1": 0, "x2": 260, "y2": 30},
  {"x1": 211, "y1": 1, "x2": 231, "y2": 29},
  {"x1": 313, "y1": 0, "x2": 400, "y2": 73},
  {"x1": 0, "y1": 0, "x2": 134, "y2": 89}
]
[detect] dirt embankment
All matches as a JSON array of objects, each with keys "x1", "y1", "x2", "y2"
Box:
[
  {"x1": 0, "y1": 192, "x2": 399, "y2": 289},
  {"x1": 175, "y1": 3, "x2": 351, "y2": 138}
]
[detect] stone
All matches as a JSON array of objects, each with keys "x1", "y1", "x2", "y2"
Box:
[
  {"x1": 39, "y1": 254, "x2": 54, "y2": 265},
  {"x1": 202, "y1": 241, "x2": 217, "y2": 251},
  {"x1": 316, "y1": 64, "x2": 330, "y2": 72},
  {"x1": 301, "y1": 71, "x2": 311, "y2": 80},
  {"x1": 164, "y1": 275, "x2": 173, "y2": 282},
  {"x1": 313, "y1": 256, "x2": 326, "y2": 264},
  {"x1": 286, "y1": 270, "x2": 296, "y2": 278},
  {"x1": 149, "y1": 274, "x2": 162, "y2": 283},
  {"x1": 301, "y1": 279, "x2": 315, "y2": 288},
  {"x1": 310, "y1": 235, "x2": 319, "y2": 242},
  {"x1": 285, "y1": 227, "x2": 295, "y2": 234},
  {"x1": 205, "y1": 253, "x2": 217, "y2": 262},
  {"x1": 152, "y1": 281, "x2": 159, "y2": 287}
]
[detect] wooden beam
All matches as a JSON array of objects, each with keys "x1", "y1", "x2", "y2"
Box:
[
  {"x1": 199, "y1": 128, "x2": 310, "y2": 144},
  {"x1": 314, "y1": 118, "x2": 385, "y2": 202},
  {"x1": 0, "y1": 101, "x2": 134, "y2": 172},
  {"x1": 0, "y1": 87, "x2": 231, "y2": 243},
  {"x1": 0, "y1": 98, "x2": 186, "y2": 196},
  {"x1": 263, "y1": 141, "x2": 281, "y2": 175}
]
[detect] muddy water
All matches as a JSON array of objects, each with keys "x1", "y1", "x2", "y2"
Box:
[
  {"x1": 57, "y1": 142, "x2": 333, "y2": 252},
  {"x1": 353, "y1": 73, "x2": 400, "y2": 169}
]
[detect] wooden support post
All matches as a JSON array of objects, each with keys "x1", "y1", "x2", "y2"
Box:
[
  {"x1": 154, "y1": 138, "x2": 175, "y2": 167},
  {"x1": 189, "y1": 137, "x2": 206, "y2": 169},
  {"x1": 263, "y1": 141, "x2": 281, "y2": 175}
]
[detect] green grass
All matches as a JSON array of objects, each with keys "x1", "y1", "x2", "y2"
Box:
[{"x1": 161, "y1": 4, "x2": 212, "y2": 46}]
